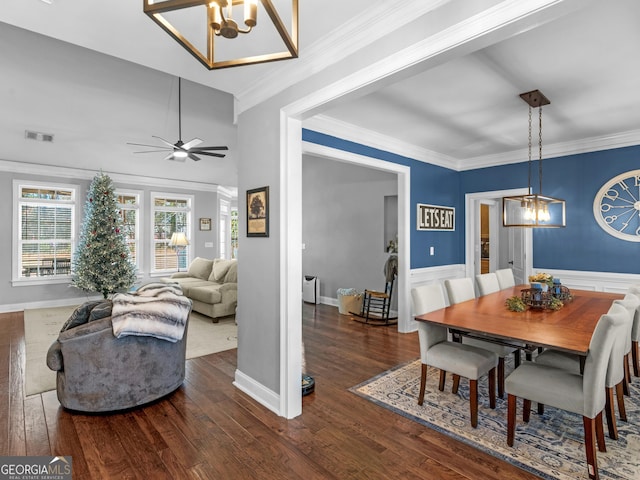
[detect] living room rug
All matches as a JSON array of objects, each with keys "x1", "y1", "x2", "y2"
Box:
[
  {"x1": 24, "y1": 306, "x2": 237, "y2": 397},
  {"x1": 350, "y1": 359, "x2": 640, "y2": 480}
]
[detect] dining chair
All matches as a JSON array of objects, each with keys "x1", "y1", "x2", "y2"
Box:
[
  {"x1": 535, "y1": 302, "x2": 632, "y2": 440},
  {"x1": 627, "y1": 291, "x2": 640, "y2": 377},
  {"x1": 495, "y1": 268, "x2": 516, "y2": 289},
  {"x1": 411, "y1": 284, "x2": 498, "y2": 428},
  {"x1": 506, "y1": 307, "x2": 627, "y2": 480},
  {"x1": 476, "y1": 272, "x2": 501, "y2": 296},
  {"x1": 444, "y1": 277, "x2": 520, "y2": 398}
]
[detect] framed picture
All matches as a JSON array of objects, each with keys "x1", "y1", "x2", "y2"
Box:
[
  {"x1": 247, "y1": 186, "x2": 269, "y2": 237},
  {"x1": 199, "y1": 218, "x2": 211, "y2": 231}
]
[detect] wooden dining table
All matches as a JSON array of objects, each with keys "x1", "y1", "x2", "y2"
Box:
[{"x1": 415, "y1": 285, "x2": 625, "y2": 356}]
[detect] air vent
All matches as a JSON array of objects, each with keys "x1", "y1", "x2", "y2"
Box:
[{"x1": 25, "y1": 130, "x2": 54, "y2": 142}]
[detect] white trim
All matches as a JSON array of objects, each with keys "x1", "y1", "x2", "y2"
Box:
[
  {"x1": 115, "y1": 188, "x2": 143, "y2": 273},
  {"x1": 531, "y1": 268, "x2": 640, "y2": 294},
  {"x1": 465, "y1": 188, "x2": 533, "y2": 281},
  {"x1": 233, "y1": 369, "x2": 280, "y2": 415},
  {"x1": 236, "y1": 0, "x2": 451, "y2": 116},
  {"x1": 0, "y1": 294, "x2": 103, "y2": 314}
]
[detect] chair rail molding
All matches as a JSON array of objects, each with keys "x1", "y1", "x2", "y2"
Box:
[{"x1": 532, "y1": 268, "x2": 640, "y2": 294}]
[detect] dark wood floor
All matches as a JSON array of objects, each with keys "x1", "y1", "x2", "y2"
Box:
[{"x1": 0, "y1": 303, "x2": 541, "y2": 479}]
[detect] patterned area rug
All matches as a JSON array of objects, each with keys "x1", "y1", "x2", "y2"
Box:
[{"x1": 351, "y1": 359, "x2": 640, "y2": 480}]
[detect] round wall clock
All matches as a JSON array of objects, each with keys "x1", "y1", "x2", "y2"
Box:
[{"x1": 593, "y1": 169, "x2": 640, "y2": 242}]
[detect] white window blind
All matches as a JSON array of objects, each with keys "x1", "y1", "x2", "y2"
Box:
[{"x1": 151, "y1": 193, "x2": 192, "y2": 272}]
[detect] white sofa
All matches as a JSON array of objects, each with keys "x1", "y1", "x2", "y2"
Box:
[{"x1": 161, "y1": 257, "x2": 237, "y2": 322}]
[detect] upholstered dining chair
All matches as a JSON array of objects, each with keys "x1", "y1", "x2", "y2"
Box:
[
  {"x1": 495, "y1": 268, "x2": 516, "y2": 289},
  {"x1": 505, "y1": 307, "x2": 627, "y2": 480},
  {"x1": 628, "y1": 290, "x2": 640, "y2": 377},
  {"x1": 476, "y1": 272, "x2": 501, "y2": 296},
  {"x1": 411, "y1": 284, "x2": 498, "y2": 428},
  {"x1": 444, "y1": 277, "x2": 520, "y2": 398},
  {"x1": 535, "y1": 302, "x2": 632, "y2": 440}
]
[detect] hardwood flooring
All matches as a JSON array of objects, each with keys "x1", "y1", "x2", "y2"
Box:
[{"x1": 0, "y1": 303, "x2": 541, "y2": 479}]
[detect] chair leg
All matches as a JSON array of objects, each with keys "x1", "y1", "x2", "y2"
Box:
[
  {"x1": 615, "y1": 381, "x2": 627, "y2": 422},
  {"x1": 418, "y1": 364, "x2": 427, "y2": 406},
  {"x1": 488, "y1": 367, "x2": 496, "y2": 409},
  {"x1": 624, "y1": 353, "x2": 632, "y2": 387},
  {"x1": 604, "y1": 386, "x2": 618, "y2": 440},
  {"x1": 596, "y1": 411, "x2": 606, "y2": 453},
  {"x1": 633, "y1": 340, "x2": 639, "y2": 377},
  {"x1": 438, "y1": 370, "x2": 446, "y2": 391},
  {"x1": 469, "y1": 379, "x2": 478, "y2": 428},
  {"x1": 523, "y1": 399, "x2": 531, "y2": 423},
  {"x1": 537, "y1": 403, "x2": 544, "y2": 415},
  {"x1": 497, "y1": 357, "x2": 505, "y2": 399},
  {"x1": 507, "y1": 394, "x2": 517, "y2": 447},
  {"x1": 583, "y1": 416, "x2": 600, "y2": 480},
  {"x1": 514, "y1": 349, "x2": 521, "y2": 368},
  {"x1": 452, "y1": 374, "x2": 461, "y2": 394}
]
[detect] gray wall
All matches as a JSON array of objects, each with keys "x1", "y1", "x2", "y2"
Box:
[
  {"x1": 301, "y1": 155, "x2": 397, "y2": 301},
  {"x1": 0, "y1": 168, "x2": 229, "y2": 310}
]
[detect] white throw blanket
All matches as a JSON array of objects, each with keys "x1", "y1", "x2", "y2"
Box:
[{"x1": 111, "y1": 282, "x2": 192, "y2": 342}]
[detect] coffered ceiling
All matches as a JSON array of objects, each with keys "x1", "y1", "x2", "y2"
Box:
[{"x1": 1, "y1": 0, "x2": 639, "y2": 182}]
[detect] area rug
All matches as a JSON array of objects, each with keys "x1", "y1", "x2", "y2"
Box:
[
  {"x1": 24, "y1": 306, "x2": 237, "y2": 397},
  {"x1": 350, "y1": 359, "x2": 640, "y2": 480}
]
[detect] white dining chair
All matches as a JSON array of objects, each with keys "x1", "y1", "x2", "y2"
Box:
[
  {"x1": 444, "y1": 277, "x2": 520, "y2": 398},
  {"x1": 535, "y1": 302, "x2": 633, "y2": 440},
  {"x1": 506, "y1": 307, "x2": 627, "y2": 480},
  {"x1": 476, "y1": 273, "x2": 501, "y2": 296},
  {"x1": 627, "y1": 291, "x2": 640, "y2": 377},
  {"x1": 495, "y1": 268, "x2": 516, "y2": 289},
  {"x1": 411, "y1": 284, "x2": 498, "y2": 428}
]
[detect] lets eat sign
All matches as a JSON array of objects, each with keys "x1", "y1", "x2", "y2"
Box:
[{"x1": 417, "y1": 204, "x2": 455, "y2": 231}]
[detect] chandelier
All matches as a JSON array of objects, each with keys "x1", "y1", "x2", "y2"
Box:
[
  {"x1": 144, "y1": 0, "x2": 299, "y2": 70},
  {"x1": 503, "y1": 90, "x2": 566, "y2": 228}
]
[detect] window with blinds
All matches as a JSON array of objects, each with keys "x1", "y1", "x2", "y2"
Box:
[
  {"x1": 151, "y1": 193, "x2": 192, "y2": 272},
  {"x1": 17, "y1": 184, "x2": 76, "y2": 278},
  {"x1": 115, "y1": 191, "x2": 140, "y2": 269}
]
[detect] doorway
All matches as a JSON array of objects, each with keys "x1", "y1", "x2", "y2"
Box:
[{"x1": 465, "y1": 189, "x2": 532, "y2": 284}]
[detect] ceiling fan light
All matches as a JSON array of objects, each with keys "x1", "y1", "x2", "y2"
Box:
[
  {"x1": 174, "y1": 150, "x2": 188, "y2": 158},
  {"x1": 244, "y1": 0, "x2": 258, "y2": 28}
]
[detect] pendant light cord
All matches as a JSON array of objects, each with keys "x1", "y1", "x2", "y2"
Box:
[
  {"x1": 527, "y1": 105, "x2": 532, "y2": 195},
  {"x1": 538, "y1": 105, "x2": 543, "y2": 196},
  {"x1": 178, "y1": 77, "x2": 182, "y2": 141}
]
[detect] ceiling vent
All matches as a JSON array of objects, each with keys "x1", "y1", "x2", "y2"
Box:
[{"x1": 25, "y1": 130, "x2": 54, "y2": 143}]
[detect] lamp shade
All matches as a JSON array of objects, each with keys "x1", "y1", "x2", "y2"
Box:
[{"x1": 169, "y1": 232, "x2": 189, "y2": 247}]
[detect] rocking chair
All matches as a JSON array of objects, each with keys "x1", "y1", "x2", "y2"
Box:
[{"x1": 352, "y1": 255, "x2": 398, "y2": 326}]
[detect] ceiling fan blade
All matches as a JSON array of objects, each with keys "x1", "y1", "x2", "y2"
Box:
[
  {"x1": 191, "y1": 151, "x2": 226, "y2": 158},
  {"x1": 152, "y1": 135, "x2": 179, "y2": 149},
  {"x1": 133, "y1": 149, "x2": 176, "y2": 154},
  {"x1": 182, "y1": 138, "x2": 203, "y2": 150},
  {"x1": 188, "y1": 153, "x2": 201, "y2": 161},
  {"x1": 126, "y1": 142, "x2": 172, "y2": 150},
  {"x1": 191, "y1": 146, "x2": 229, "y2": 151}
]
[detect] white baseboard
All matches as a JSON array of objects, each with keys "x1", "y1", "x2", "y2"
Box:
[
  {"x1": 233, "y1": 369, "x2": 281, "y2": 416},
  {"x1": 0, "y1": 295, "x2": 103, "y2": 314},
  {"x1": 410, "y1": 264, "x2": 466, "y2": 287}
]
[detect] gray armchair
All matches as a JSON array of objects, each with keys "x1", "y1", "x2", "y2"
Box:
[{"x1": 47, "y1": 302, "x2": 189, "y2": 413}]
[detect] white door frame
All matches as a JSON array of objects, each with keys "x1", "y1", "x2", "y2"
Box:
[{"x1": 465, "y1": 189, "x2": 532, "y2": 280}]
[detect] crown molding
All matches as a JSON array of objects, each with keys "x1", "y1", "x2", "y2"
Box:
[
  {"x1": 235, "y1": 0, "x2": 451, "y2": 116},
  {"x1": 0, "y1": 158, "x2": 236, "y2": 196},
  {"x1": 303, "y1": 115, "x2": 457, "y2": 170},
  {"x1": 304, "y1": 117, "x2": 640, "y2": 173}
]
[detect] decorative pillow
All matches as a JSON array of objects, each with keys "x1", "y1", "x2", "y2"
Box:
[
  {"x1": 223, "y1": 260, "x2": 238, "y2": 284},
  {"x1": 60, "y1": 300, "x2": 112, "y2": 332},
  {"x1": 187, "y1": 257, "x2": 213, "y2": 280},
  {"x1": 209, "y1": 258, "x2": 235, "y2": 282}
]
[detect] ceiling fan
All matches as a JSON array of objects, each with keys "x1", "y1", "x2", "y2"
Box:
[{"x1": 127, "y1": 77, "x2": 228, "y2": 162}]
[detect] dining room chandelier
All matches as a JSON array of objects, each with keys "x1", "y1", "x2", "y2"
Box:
[
  {"x1": 143, "y1": 0, "x2": 299, "y2": 70},
  {"x1": 503, "y1": 89, "x2": 566, "y2": 228}
]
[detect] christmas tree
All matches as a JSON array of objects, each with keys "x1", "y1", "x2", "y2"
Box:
[{"x1": 72, "y1": 172, "x2": 136, "y2": 298}]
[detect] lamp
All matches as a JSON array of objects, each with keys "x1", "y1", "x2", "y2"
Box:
[
  {"x1": 503, "y1": 90, "x2": 566, "y2": 228},
  {"x1": 169, "y1": 232, "x2": 190, "y2": 271},
  {"x1": 143, "y1": 0, "x2": 299, "y2": 70}
]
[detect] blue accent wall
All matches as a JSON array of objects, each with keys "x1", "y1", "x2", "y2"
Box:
[
  {"x1": 303, "y1": 129, "x2": 461, "y2": 269},
  {"x1": 304, "y1": 129, "x2": 640, "y2": 275}
]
